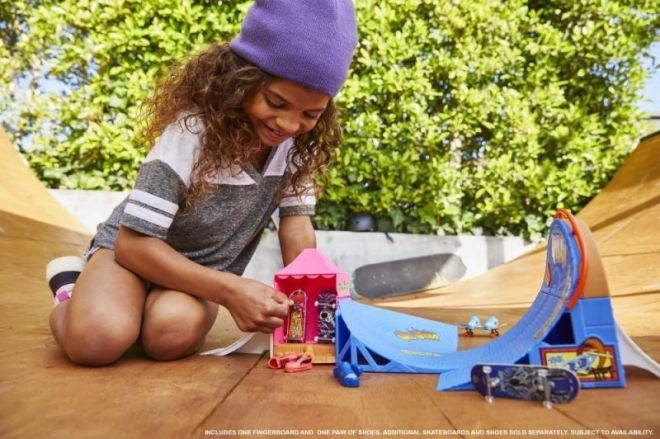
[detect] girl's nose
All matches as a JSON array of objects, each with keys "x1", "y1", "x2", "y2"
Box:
[{"x1": 275, "y1": 115, "x2": 300, "y2": 134}]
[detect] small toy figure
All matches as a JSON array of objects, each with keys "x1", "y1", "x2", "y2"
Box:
[
  {"x1": 287, "y1": 289, "x2": 307, "y2": 343},
  {"x1": 314, "y1": 289, "x2": 337, "y2": 343},
  {"x1": 333, "y1": 362, "x2": 363, "y2": 387}
]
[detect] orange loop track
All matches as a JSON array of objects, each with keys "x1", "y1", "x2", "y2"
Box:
[{"x1": 554, "y1": 208, "x2": 589, "y2": 310}]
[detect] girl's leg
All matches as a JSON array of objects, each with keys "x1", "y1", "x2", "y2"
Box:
[
  {"x1": 140, "y1": 287, "x2": 218, "y2": 361},
  {"x1": 49, "y1": 249, "x2": 147, "y2": 366}
]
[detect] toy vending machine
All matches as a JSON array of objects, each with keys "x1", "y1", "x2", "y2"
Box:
[{"x1": 271, "y1": 248, "x2": 350, "y2": 363}]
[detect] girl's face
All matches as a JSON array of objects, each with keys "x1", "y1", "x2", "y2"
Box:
[{"x1": 245, "y1": 78, "x2": 330, "y2": 148}]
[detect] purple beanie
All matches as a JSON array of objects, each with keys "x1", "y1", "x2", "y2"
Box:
[{"x1": 230, "y1": 0, "x2": 358, "y2": 97}]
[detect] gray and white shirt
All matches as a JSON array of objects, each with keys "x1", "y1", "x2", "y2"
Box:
[{"x1": 90, "y1": 117, "x2": 315, "y2": 275}]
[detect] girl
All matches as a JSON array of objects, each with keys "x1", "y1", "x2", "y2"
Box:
[{"x1": 45, "y1": 0, "x2": 358, "y2": 366}]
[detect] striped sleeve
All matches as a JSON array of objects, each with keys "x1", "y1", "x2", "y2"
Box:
[
  {"x1": 278, "y1": 182, "x2": 316, "y2": 217},
  {"x1": 277, "y1": 141, "x2": 316, "y2": 217},
  {"x1": 119, "y1": 162, "x2": 187, "y2": 239},
  {"x1": 119, "y1": 120, "x2": 198, "y2": 239},
  {"x1": 124, "y1": 189, "x2": 179, "y2": 229}
]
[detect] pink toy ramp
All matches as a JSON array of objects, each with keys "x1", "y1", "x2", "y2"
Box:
[{"x1": 272, "y1": 248, "x2": 350, "y2": 349}]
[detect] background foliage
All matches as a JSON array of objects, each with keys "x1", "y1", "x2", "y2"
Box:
[
  {"x1": 1, "y1": 0, "x2": 247, "y2": 189},
  {"x1": 1, "y1": 0, "x2": 659, "y2": 239}
]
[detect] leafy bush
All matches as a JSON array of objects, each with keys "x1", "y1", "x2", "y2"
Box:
[
  {"x1": 1, "y1": 0, "x2": 248, "y2": 189},
  {"x1": 318, "y1": 0, "x2": 659, "y2": 239},
  {"x1": 2, "y1": 0, "x2": 658, "y2": 239}
]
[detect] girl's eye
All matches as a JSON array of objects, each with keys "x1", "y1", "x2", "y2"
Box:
[
  {"x1": 266, "y1": 98, "x2": 284, "y2": 109},
  {"x1": 304, "y1": 112, "x2": 322, "y2": 120}
]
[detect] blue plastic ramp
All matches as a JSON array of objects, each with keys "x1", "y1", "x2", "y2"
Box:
[
  {"x1": 335, "y1": 301, "x2": 458, "y2": 372},
  {"x1": 335, "y1": 219, "x2": 581, "y2": 387},
  {"x1": 437, "y1": 220, "x2": 580, "y2": 389}
]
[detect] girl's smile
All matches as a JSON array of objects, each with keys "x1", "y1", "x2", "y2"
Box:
[{"x1": 245, "y1": 78, "x2": 330, "y2": 148}]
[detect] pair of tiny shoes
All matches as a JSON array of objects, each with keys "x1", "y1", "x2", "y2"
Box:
[
  {"x1": 268, "y1": 353, "x2": 300, "y2": 369},
  {"x1": 268, "y1": 353, "x2": 313, "y2": 373}
]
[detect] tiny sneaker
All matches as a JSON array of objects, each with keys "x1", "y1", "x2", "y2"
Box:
[
  {"x1": 283, "y1": 354, "x2": 313, "y2": 373},
  {"x1": 268, "y1": 353, "x2": 302, "y2": 370}
]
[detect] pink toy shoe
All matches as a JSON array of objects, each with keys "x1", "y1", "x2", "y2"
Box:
[
  {"x1": 284, "y1": 354, "x2": 313, "y2": 373},
  {"x1": 268, "y1": 353, "x2": 302, "y2": 370}
]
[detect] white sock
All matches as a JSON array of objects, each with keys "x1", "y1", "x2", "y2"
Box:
[{"x1": 46, "y1": 256, "x2": 85, "y2": 307}]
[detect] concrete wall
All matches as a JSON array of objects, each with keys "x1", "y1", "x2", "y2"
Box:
[
  {"x1": 49, "y1": 189, "x2": 536, "y2": 288},
  {"x1": 49, "y1": 189, "x2": 129, "y2": 233}
]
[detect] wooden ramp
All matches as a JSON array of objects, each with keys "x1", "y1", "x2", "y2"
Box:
[{"x1": 1, "y1": 126, "x2": 659, "y2": 439}]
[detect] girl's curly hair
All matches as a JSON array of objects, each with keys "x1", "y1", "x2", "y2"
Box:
[{"x1": 140, "y1": 42, "x2": 342, "y2": 209}]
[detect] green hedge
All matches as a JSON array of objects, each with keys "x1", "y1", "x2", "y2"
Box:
[{"x1": 2, "y1": 0, "x2": 658, "y2": 239}]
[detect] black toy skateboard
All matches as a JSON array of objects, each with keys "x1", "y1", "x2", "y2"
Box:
[
  {"x1": 471, "y1": 364, "x2": 580, "y2": 409},
  {"x1": 351, "y1": 254, "x2": 467, "y2": 299},
  {"x1": 314, "y1": 289, "x2": 337, "y2": 343}
]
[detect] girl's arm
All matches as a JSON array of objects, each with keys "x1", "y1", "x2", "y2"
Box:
[
  {"x1": 114, "y1": 226, "x2": 290, "y2": 332},
  {"x1": 278, "y1": 215, "x2": 316, "y2": 266}
]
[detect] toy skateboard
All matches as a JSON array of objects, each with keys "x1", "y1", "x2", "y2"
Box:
[
  {"x1": 351, "y1": 253, "x2": 467, "y2": 299},
  {"x1": 314, "y1": 289, "x2": 337, "y2": 343},
  {"x1": 286, "y1": 289, "x2": 307, "y2": 343},
  {"x1": 471, "y1": 364, "x2": 580, "y2": 409}
]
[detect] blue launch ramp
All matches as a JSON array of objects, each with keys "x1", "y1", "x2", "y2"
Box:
[
  {"x1": 336, "y1": 217, "x2": 582, "y2": 386},
  {"x1": 335, "y1": 300, "x2": 459, "y2": 372}
]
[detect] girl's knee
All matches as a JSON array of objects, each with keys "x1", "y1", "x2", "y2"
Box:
[
  {"x1": 141, "y1": 302, "x2": 214, "y2": 361},
  {"x1": 64, "y1": 312, "x2": 140, "y2": 366},
  {"x1": 57, "y1": 252, "x2": 146, "y2": 366}
]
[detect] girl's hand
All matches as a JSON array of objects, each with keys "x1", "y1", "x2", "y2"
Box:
[{"x1": 223, "y1": 278, "x2": 292, "y2": 333}]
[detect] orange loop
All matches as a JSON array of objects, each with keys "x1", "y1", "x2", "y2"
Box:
[{"x1": 554, "y1": 209, "x2": 589, "y2": 310}]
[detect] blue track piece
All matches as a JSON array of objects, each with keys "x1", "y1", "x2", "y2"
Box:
[
  {"x1": 437, "y1": 220, "x2": 580, "y2": 389},
  {"x1": 439, "y1": 220, "x2": 580, "y2": 389},
  {"x1": 336, "y1": 300, "x2": 459, "y2": 372},
  {"x1": 336, "y1": 219, "x2": 582, "y2": 389}
]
